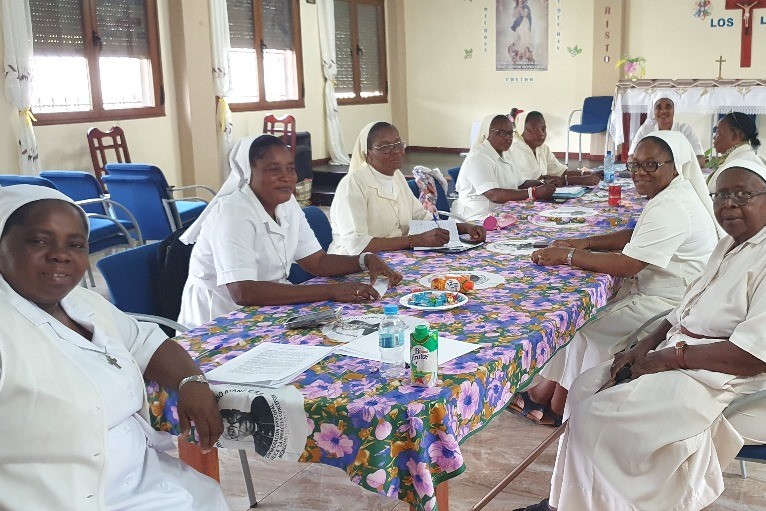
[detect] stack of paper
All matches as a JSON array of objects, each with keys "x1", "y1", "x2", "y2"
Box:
[
  {"x1": 205, "y1": 343, "x2": 336, "y2": 388},
  {"x1": 337, "y1": 331, "x2": 480, "y2": 365},
  {"x1": 409, "y1": 218, "x2": 481, "y2": 252},
  {"x1": 552, "y1": 186, "x2": 587, "y2": 199}
]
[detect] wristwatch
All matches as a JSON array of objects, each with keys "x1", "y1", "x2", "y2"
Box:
[
  {"x1": 179, "y1": 374, "x2": 208, "y2": 390},
  {"x1": 675, "y1": 340, "x2": 689, "y2": 370},
  {"x1": 358, "y1": 252, "x2": 373, "y2": 271}
]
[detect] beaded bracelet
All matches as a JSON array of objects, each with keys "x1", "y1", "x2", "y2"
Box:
[{"x1": 408, "y1": 234, "x2": 414, "y2": 249}]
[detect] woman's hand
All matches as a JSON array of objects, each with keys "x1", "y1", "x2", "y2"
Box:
[
  {"x1": 531, "y1": 246, "x2": 571, "y2": 266},
  {"x1": 550, "y1": 238, "x2": 589, "y2": 250},
  {"x1": 541, "y1": 175, "x2": 565, "y2": 187},
  {"x1": 364, "y1": 254, "x2": 403, "y2": 286},
  {"x1": 330, "y1": 282, "x2": 380, "y2": 302},
  {"x1": 578, "y1": 172, "x2": 602, "y2": 186},
  {"x1": 457, "y1": 223, "x2": 486, "y2": 242},
  {"x1": 178, "y1": 382, "x2": 224, "y2": 454},
  {"x1": 628, "y1": 348, "x2": 676, "y2": 379},
  {"x1": 519, "y1": 179, "x2": 543, "y2": 189},
  {"x1": 533, "y1": 183, "x2": 557, "y2": 200},
  {"x1": 610, "y1": 340, "x2": 652, "y2": 380},
  {"x1": 413, "y1": 228, "x2": 451, "y2": 247}
]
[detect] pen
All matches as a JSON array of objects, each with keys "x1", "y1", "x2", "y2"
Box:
[{"x1": 432, "y1": 212, "x2": 440, "y2": 228}]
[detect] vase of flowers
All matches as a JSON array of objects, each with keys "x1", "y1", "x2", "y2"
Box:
[{"x1": 615, "y1": 56, "x2": 647, "y2": 80}]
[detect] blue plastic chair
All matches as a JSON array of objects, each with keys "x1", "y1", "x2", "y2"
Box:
[
  {"x1": 407, "y1": 178, "x2": 453, "y2": 218},
  {"x1": 447, "y1": 166, "x2": 460, "y2": 188},
  {"x1": 566, "y1": 96, "x2": 613, "y2": 164},
  {"x1": 0, "y1": 175, "x2": 57, "y2": 188},
  {"x1": 288, "y1": 206, "x2": 333, "y2": 285},
  {"x1": 105, "y1": 163, "x2": 212, "y2": 228}
]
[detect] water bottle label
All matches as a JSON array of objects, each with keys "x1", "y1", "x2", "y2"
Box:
[{"x1": 379, "y1": 333, "x2": 396, "y2": 349}]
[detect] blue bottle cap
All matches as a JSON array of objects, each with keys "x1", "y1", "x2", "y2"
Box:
[{"x1": 383, "y1": 304, "x2": 399, "y2": 315}]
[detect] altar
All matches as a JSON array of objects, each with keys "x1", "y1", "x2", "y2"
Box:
[{"x1": 609, "y1": 78, "x2": 766, "y2": 159}]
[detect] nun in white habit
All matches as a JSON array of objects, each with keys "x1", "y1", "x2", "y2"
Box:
[
  {"x1": 328, "y1": 121, "x2": 485, "y2": 255},
  {"x1": 515, "y1": 158, "x2": 766, "y2": 511},
  {"x1": 178, "y1": 135, "x2": 401, "y2": 329},
  {"x1": 451, "y1": 114, "x2": 556, "y2": 223},
  {"x1": 0, "y1": 185, "x2": 228, "y2": 510}
]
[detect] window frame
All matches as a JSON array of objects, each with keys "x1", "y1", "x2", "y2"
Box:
[
  {"x1": 31, "y1": 0, "x2": 165, "y2": 126},
  {"x1": 228, "y1": 0, "x2": 305, "y2": 113},
  {"x1": 335, "y1": 0, "x2": 388, "y2": 106}
]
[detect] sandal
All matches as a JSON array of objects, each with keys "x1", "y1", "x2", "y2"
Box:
[
  {"x1": 507, "y1": 391, "x2": 546, "y2": 422},
  {"x1": 539, "y1": 407, "x2": 563, "y2": 428},
  {"x1": 513, "y1": 498, "x2": 551, "y2": 511}
]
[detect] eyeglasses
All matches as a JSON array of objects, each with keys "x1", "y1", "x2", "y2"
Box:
[
  {"x1": 625, "y1": 160, "x2": 673, "y2": 173},
  {"x1": 490, "y1": 129, "x2": 514, "y2": 138},
  {"x1": 710, "y1": 190, "x2": 766, "y2": 206},
  {"x1": 371, "y1": 141, "x2": 407, "y2": 154}
]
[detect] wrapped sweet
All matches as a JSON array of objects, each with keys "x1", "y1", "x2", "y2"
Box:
[{"x1": 430, "y1": 275, "x2": 475, "y2": 293}]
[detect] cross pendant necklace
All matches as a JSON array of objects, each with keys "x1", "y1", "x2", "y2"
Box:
[{"x1": 77, "y1": 344, "x2": 122, "y2": 369}]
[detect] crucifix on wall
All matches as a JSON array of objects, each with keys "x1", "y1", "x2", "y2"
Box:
[{"x1": 725, "y1": 0, "x2": 766, "y2": 67}]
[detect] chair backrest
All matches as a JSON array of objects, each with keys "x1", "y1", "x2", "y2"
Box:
[
  {"x1": 263, "y1": 114, "x2": 297, "y2": 155},
  {"x1": 407, "y1": 178, "x2": 450, "y2": 215},
  {"x1": 40, "y1": 171, "x2": 106, "y2": 215},
  {"x1": 288, "y1": 206, "x2": 332, "y2": 285},
  {"x1": 101, "y1": 174, "x2": 174, "y2": 240},
  {"x1": 0, "y1": 175, "x2": 57, "y2": 188},
  {"x1": 87, "y1": 126, "x2": 131, "y2": 187},
  {"x1": 104, "y1": 163, "x2": 172, "y2": 194},
  {"x1": 96, "y1": 242, "x2": 160, "y2": 316},
  {"x1": 156, "y1": 226, "x2": 193, "y2": 324},
  {"x1": 447, "y1": 167, "x2": 460, "y2": 187},
  {"x1": 580, "y1": 96, "x2": 613, "y2": 129}
]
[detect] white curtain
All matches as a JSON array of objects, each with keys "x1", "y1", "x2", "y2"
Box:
[
  {"x1": 317, "y1": 0, "x2": 350, "y2": 165},
  {"x1": 209, "y1": 0, "x2": 233, "y2": 184},
  {"x1": 2, "y1": 0, "x2": 40, "y2": 175}
]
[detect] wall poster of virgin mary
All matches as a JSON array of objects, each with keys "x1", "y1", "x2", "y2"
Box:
[{"x1": 496, "y1": 0, "x2": 549, "y2": 71}]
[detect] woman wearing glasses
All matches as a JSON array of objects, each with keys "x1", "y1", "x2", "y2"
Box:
[
  {"x1": 509, "y1": 111, "x2": 602, "y2": 186},
  {"x1": 707, "y1": 111, "x2": 764, "y2": 192},
  {"x1": 511, "y1": 132, "x2": 719, "y2": 426},
  {"x1": 328, "y1": 122, "x2": 485, "y2": 255},
  {"x1": 452, "y1": 114, "x2": 556, "y2": 223},
  {"x1": 516, "y1": 158, "x2": 766, "y2": 511}
]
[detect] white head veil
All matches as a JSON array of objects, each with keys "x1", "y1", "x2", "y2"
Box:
[
  {"x1": 471, "y1": 114, "x2": 512, "y2": 153},
  {"x1": 715, "y1": 158, "x2": 766, "y2": 186},
  {"x1": 180, "y1": 135, "x2": 259, "y2": 244},
  {"x1": 646, "y1": 96, "x2": 675, "y2": 123},
  {"x1": 349, "y1": 122, "x2": 378, "y2": 173},
  {"x1": 0, "y1": 185, "x2": 87, "y2": 238},
  {"x1": 513, "y1": 110, "x2": 529, "y2": 138},
  {"x1": 642, "y1": 130, "x2": 722, "y2": 238}
]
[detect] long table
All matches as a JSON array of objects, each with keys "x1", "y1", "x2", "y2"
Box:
[{"x1": 148, "y1": 189, "x2": 645, "y2": 510}]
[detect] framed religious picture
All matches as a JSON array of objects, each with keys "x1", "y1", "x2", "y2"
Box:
[{"x1": 496, "y1": 0, "x2": 549, "y2": 71}]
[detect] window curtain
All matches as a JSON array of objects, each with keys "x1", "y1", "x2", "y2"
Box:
[
  {"x1": 2, "y1": 0, "x2": 40, "y2": 175},
  {"x1": 209, "y1": 0, "x2": 233, "y2": 184},
  {"x1": 317, "y1": 0, "x2": 350, "y2": 165}
]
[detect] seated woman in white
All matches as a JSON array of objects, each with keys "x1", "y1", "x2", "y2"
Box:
[
  {"x1": 178, "y1": 135, "x2": 402, "y2": 328},
  {"x1": 707, "y1": 111, "x2": 765, "y2": 192},
  {"x1": 508, "y1": 111, "x2": 601, "y2": 187},
  {"x1": 512, "y1": 131, "x2": 720, "y2": 426},
  {"x1": 328, "y1": 122, "x2": 485, "y2": 255},
  {"x1": 452, "y1": 114, "x2": 556, "y2": 223},
  {"x1": 628, "y1": 96, "x2": 705, "y2": 167},
  {"x1": 0, "y1": 185, "x2": 228, "y2": 510},
  {"x1": 515, "y1": 158, "x2": 766, "y2": 511}
]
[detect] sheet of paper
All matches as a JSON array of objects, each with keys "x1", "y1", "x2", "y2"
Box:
[
  {"x1": 371, "y1": 276, "x2": 388, "y2": 298},
  {"x1": 337, "y1": 332, "x2": 480, "y2": 365},
  {"x1": 205, "y1": 343, "x2": 335, "y2": 387},
  {"x1": 554, "y1": 186, "x2": 586, "y2": 195},
  {"x1": 409, "y1": 219, "x2": 462, "y2": 250}
]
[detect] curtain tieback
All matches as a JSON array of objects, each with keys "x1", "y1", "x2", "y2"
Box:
[
  {"x1": 19, "y1": 108, "x2": 37, "y2": 126},
  {"x1": 216, "y1": 96, "x2": 230, "y2": 133}
]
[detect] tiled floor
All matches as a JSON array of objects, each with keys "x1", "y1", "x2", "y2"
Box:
[{"x1": 88, "y1": 151, "x2": 766, "y2": 510}]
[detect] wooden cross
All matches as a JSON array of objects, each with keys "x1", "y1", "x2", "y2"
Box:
[
  {"x1": 726, "y1": 0, "x2": 766, "y2": 67},
  {"x1": 716, "y1": 55, "x2": 727, "y2": 79}
]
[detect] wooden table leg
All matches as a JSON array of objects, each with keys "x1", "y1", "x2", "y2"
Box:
[
  {"x1": 409, "y1": 481, "x2": 449, "y2": 511},
  {"x1": 178, "y1": 436, "x2": 220, "y2": 482}
]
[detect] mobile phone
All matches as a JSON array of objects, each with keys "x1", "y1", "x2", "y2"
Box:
[
  {"x1": 532, "y1": 241, "x2": 550, "y2": 248},
  {"x1": 284, "y1": 307, "x2": 343, "y2": 329}
]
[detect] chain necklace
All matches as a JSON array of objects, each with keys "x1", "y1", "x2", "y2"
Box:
[
  {"x1": 267, "y1": 232, "x2": 290, "y2": 280},
  {"x1": 75, "y1": 343, "x2": 122, "y2": 369}
]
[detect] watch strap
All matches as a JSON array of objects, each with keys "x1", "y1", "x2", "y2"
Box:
[
  {"x1": 179, "y1": 374, "x2": 208, "y2": 390},
  {"x1": 675, "y1": 342, "x2": 689, "y2": 370},
  {"x1": 358, "y1": 252, "x2": 373, "y2": 271}
]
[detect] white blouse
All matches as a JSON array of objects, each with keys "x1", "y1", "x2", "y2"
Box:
[
  {"x1": 508, "y1": 137, "x2": 567, "y2": 182},
  {"x1": 179, "y1": 188, "x2": 321, "y2": 328},
  {"x1": 628, "y1": 121, "x2": 704, "y2": 156},
  {"x1": 451, "y1": 139, "x2": 523, "y2": 223},
  {"x1": 328, "y1": 162, "x2": 431, "y2": 255}
]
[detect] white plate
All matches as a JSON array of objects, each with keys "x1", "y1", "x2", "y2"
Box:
[
  {"x1": 599, "y1": 178, "x2": 634, "y2": 190},
  {"x1": 485, "y1": 239, "x2": 547, "y2": 256},
  {"x1": 538, "y1": 207, "x2": 599, "y2": 219},
  {"x1": 417, "y1": 270, "x2": 505, "y2": 290},
  {"x1": 400, "y1": 291, "x2": 468, "y2": 311}
]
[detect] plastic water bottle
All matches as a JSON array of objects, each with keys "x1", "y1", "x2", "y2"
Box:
[
  {"x1": 603, "y1": 150, "x2": 615, "y2": 183},
  {"x1": 379, "y1": 304, "x2": 406, "y2": 378}
]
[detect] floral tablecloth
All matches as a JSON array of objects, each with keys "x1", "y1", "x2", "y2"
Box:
[{"x1": 148, "y1": 190, "x2": 645, "y2": 510}]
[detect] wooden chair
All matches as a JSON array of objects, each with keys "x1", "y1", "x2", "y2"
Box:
[
  {"x1": 263, "y1": 114, "x2": 297, "y2": 155},
  {"x1": 87, "y1": 126, "x2": 131, "y2": 187}
]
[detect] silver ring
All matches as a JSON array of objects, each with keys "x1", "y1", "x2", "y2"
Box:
[{"x1": 356, "y1": 289, "x2": 361, "y2": 296}]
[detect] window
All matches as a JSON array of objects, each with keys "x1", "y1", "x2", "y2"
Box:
[
  {"x1": 227, "y1": 0, "x2": 304, "y2": 111},
  {"x1": 29, "y1": 0, "x2": 164, "y2": 124},
  {"x1": 334, "y1": 0, "x2": 387, "y2": 104}
]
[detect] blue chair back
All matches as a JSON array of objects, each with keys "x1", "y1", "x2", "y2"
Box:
[
  {"x1": 288, "y1": 206, "x2": 332, "y2": 285},
  {"x1": 97, "y1": 242, "x2": 161, "y2": 316},
  {"x1": 447, "y1": 167, "x2": 460, "y2": 187},
  {"x1": 102, "y1": 174, "x2": 175, "y2": 240},
  {"x1": 573, "y1": 96, "x2": 613, "y2": 133},
  {"x1": 407, "y1": 178, "x2": 450, "y2": 216},
  {"x1": 105, "y1": 163, "x2": 172, "y2": 193},
  {"x1": 41, "y1": 171, "x2": 106, "y2": 215},
  {"x1": 0, "y1": 175, "x2": 57, "y2": 188}
]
